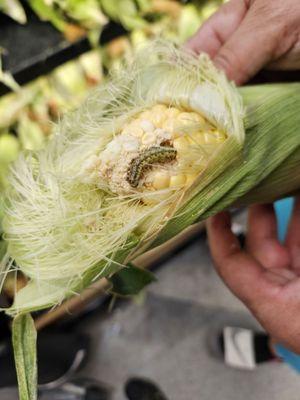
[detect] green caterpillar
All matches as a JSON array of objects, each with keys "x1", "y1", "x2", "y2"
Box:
[{"x1": 127, "y1": 146, "x2": 177, "y2": 188}]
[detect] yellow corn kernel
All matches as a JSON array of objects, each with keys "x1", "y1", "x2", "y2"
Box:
[
  {"x1": 163, "y1": 119, "x2": 184, "y2": 139},
  {"x1": 212, "y1": 130, "x2": 227, "y2": 142},
  {"x1": 177, "y1": 112, "x2": 194, "y2": 121},
  {"x1": 204, "y1": 131, "x2": 222, "y2": 143},
  {"x1": 187, "y1": 131, "x2": 206, "y2": 145},
  {"x1": 188, "y1": 112, "x2": 207, "y2": 125},
  {"x1": 186, "y1": 173, "x2": 198, "y2": 186},
  {"x1": 166, "y1": 107, "x2": 180, "y2": 119},
  {"x1": 152, "y1": 172, "x2": 170, "y2": 190},
  {"x1": 172, "y1": 115, "x2": 198, "y2": 137},
  {"x1": 150, "y1": 111, "x2": 166, "y2": 127},
  {"x1": 140, "y1": 119, "x2": 155, "y2": 133},
  {"x1": 142, "y1": 131, "x2": 156, "y2": 145},
  {"x1": 121, "y1": 125, "x2": 131, "y2": 135},
  {"x1": 170, "y1": 174, "x2": 186, "y2": 187},
  {"x1": 139, "y1": 110, "x2": 152, "y2": 120},
  {"x1": 175, "y1": 113, "x2": 191, "y2": 129},
  {"x1": 173, "y1": 136, "x2": 190, "y2": 151},
  {"x1": 173, "y1": 131, "x2": 184, "y2": 139},
  {"x1": 152, "y1": 104, "x2": 167, "y2": 113},
  {"x1": 122, "y1": 119, "x2": 140, "y2": 134},
  {"x1": 177, "y1": 112, "x2": 201, "y2": 125},
  {"x1": 190, "y1": 112, "x2": 205, "y2": 122},
  {"x1": 162, "y1": 118, "x2": 175, "y2": 132},
  {"x1": 128, "y1": 125, "x2": 144, "y2": 138},
  {"x1": 178, "y1": 112, "x2": 209, "y2": 130}
]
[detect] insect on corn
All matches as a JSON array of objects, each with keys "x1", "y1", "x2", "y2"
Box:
[{"x1": 127, "y1": 146, "x2": 177, "y2": 188}]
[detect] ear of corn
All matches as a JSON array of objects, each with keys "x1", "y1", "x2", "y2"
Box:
[
  {"x1": 1, "y1": 41, "x2": 243, "y2": 315},
  {"x1": 1, "y1": 41, "x2": 300, "y2": 318}
]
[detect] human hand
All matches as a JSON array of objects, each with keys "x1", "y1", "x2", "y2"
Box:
[
  {"x1": 186, "y1": 0, "x2": 300, "y2": 85},
  {"x1": 207, "y1": 200, "x2": 300, "y2": 353}
]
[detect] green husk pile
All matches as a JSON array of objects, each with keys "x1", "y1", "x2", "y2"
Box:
[{"x1": 1, "y1": 41, "x2": 300, "y2": 399}]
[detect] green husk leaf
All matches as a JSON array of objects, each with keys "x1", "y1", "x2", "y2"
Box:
[
  {"x1": 135, "y1": 0, "x2": 151, "y2": 12},
  {"x1": 12, "y1": 314, "x2": 37, "y2": 400},
  {"x1": 100, "y1": 0, "x2": 120, "y2": 20},
  {"x1": 28, "y1": 0, "x2": 66, "y2": 31},
  {"x1": 62, "y1": 0, "x2": 107, "y2": 29},
  {"x1": 0, "y1": 240, "x2": 6, "y2": 259},
  {"x1": 108, "y1": 263, "x2": 156, "y2": 296},
  {"x1": 100, "y1": 0, "x2": 146, "y2": 30}
]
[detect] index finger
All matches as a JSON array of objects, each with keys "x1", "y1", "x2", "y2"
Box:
[{"x1": 185, "y1": 0, "x2": 249, "y2": 57}]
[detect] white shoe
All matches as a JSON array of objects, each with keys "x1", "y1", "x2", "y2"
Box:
[{"x1": 223, "y1": 327, "x2": 256, "y2": 370}]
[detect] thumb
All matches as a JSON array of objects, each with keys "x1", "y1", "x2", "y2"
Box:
[{"x1": 213, "y1": 6, "x2": 284, "y2": 85}]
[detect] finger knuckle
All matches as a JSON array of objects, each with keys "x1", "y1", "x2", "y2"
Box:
[
  {"x1": 252, "y1": 0, "x2": 298, "y2": 44},
  {"x1": 215, "y1": 47, "x2": 250, "y2": 83},
  {"x1": 243, "y1": 0, "x2": 253, "y2": 8}
]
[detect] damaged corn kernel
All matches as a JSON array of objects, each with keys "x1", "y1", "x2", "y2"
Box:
[
  {"x1": 170, "y1": 174, "x2": 186, "y2": 188},
  {"x1": 90, "y1": 104, "x2": 227, "y2": 196}
]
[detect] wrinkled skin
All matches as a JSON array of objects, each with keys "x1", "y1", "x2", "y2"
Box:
[
  {"x1": 207, "y1": 204, "x2": 300, "y2": 354},
  {"x1": 186, "y1": 0, "x2": 300, "y2": 85},
  {"x1": 186, "y1": 0, "x2": 300, "y2": 353}
]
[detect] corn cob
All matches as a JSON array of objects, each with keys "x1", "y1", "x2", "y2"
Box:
[{"x1": 82, "y1": 104, "x2": 227, "y2": 196}]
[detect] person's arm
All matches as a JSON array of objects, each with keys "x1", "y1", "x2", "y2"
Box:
[{"x1": 186, "y1": 0, "x2": 300, "y2": 85}]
